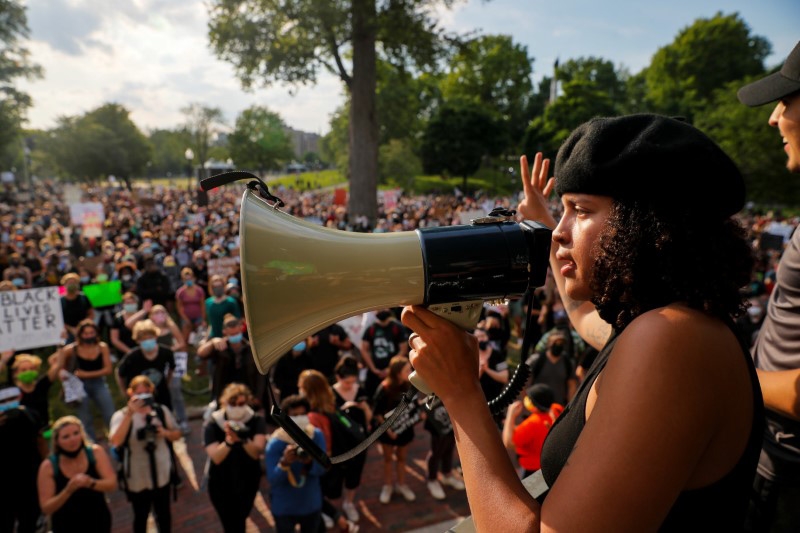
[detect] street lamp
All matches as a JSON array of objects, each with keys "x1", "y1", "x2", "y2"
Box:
[{"x1": 184, "y1": 148, "x2": 194, "y2": 188}]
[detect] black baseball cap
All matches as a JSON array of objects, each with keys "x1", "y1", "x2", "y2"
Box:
[{"x1": 738, "y1": 41, "x2": 800, "y2": 107}]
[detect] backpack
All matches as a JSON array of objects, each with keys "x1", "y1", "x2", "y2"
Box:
[
  {"x1": 112, "y1": 404, "x2": 180, "y2": 501},
  {"x1": 326, "y1": 409, "x2": 367, "y2": 455},
  {"x1": 49, "y1": 445, "x2": 96, "y2": 479}
]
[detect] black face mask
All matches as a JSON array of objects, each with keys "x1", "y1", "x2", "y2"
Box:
[
  {"x1": 487, "y1": 327, "x2": 503, "y2": 341},
  {"x1": 376, "y1": 311, "x2": 392, "y2": 322},
  {"x1": 81, "y1": 336, "x2": 98, "y2": 345},
  {"x1": 550, "y1": 343, "x2": 565, "y2": 356},
  {"x1": 478, "y1": 340, "x2": 489, "y2": 351},
  {"x1": 59, "y1": 446, "x2": 83, "y2": 458}
]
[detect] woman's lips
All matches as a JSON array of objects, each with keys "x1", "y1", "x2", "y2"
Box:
[{"x1": 560, "y1": 261, "x2": 576, "y2": 276}]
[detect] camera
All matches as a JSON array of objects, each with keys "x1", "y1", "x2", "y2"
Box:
[
  {"x1": 134, "y1": 393, "x2": 155, "y2": 408},
  {"x1": 137, "y1": 413, "x2": 159, "y2": 451},
  {"x1": 227, "y1": 420, "x2": 250, "y2": 440},
  {"x1": 295, "y1": 446, "x2": 309, "y2": 460}
]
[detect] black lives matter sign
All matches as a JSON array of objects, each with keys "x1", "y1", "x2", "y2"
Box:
[{"x1": 0, "y1": 287, "x2": 64, "y2": 352}]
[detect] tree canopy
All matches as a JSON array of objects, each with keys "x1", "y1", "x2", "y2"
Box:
[{"x1": 228, "y1": 105, "x2": 294, "y2": 172}]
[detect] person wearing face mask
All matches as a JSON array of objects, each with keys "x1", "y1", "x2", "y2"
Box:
[
  {"x1": 204, "y1": 383, "x2": 268, "y2": 533},
  {"x1": 474, "y1": 327, "x2": 510, "y2": 407},
  {"x1": 265, "y1": 395, "x2": 327, "y2": 533},
  {"x1": 62, "y1": 320, "x2": 115, "y2": 441},
  {"x1": 198, "y1": 315, "x2": 263, "y2": 406},
  {"x1": 12, "y1": 352, "x2": 66, "y2": 448},
  {"x1": 272, "y1": 340, "x2": 313, "y2": 401},
  {"x1": 360, "y1": 308, "x2": 408, "y2": 397},
  {"x1": 176, "y1": 267, "x2": 207, "y2": 344},
  {"x1": 109, "y1": 376, "x2": 181, "y2": 533},
  {"x1": 110, "y1": 292, "x2": 140, "y2": 357},
  {"x1": 526, "y1": 331, "x2": 577, "y2": 406},
  {"x1": 3, "y1": 251, "x2": 32, "y2": 288},
  {"x1": 0, "y1": 385, "x2": 42, "y2": 533},
  {"x1": 205, "y1": 275, "x2": 241, "y2": 340},
  {"x1": 116, "y1": 261, "x2": 139, "y2": 293},
  {"x1": 191, "y1": 250, "x2": 209, "y2": 294},
  {"x1": 37, "y1": 416, "x2": 115, "y2": 532},
  {"x1": 60, "y1": 273, "x2": 94, "y2": 343},
  {"x1": 116, "y1": 320, "x2": 176, "y2": 409},
  {"x1": 135, "y1": 259, "x2": 172, "y2": 307}
]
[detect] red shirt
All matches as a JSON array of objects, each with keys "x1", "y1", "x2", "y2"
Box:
[{"x1": 512, "y1": 404, "x2": 563, "y2": 471}]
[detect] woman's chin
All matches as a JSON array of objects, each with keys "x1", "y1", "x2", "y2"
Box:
[{"x1": 564, "y1": 278, "x2": 593, "y2": 303}]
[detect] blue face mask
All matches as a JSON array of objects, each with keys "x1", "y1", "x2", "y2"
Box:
[
  {"x1": 227, "y1": 278, "x2": 238, "y2": 286},
  {"x1": 140, "y1": 339, "x2": 157, "y2": 352},
  {"x1": 123, "y1": 303, "x2": 138, "y2": 313},
  {"x1": 293, "y1": 341, "x2": 306, "y2": 352},
  {"x1": 185, "y1": 280, "x2": 194, "y2": 287},
  {"x1": 0, "y1": 401, "x2": 20, "y2": 412},
  {"x1": 228, "y1": 333, "x2": 243, "y2": 344}
]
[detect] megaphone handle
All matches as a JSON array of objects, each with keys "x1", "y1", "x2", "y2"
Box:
[{"x1": 408, "y1": 300, "x2": 484, "y2": 396}]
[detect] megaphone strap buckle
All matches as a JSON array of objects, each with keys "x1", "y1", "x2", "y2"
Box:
[{"x1": 200, "y1": 171, "x2": 285, "y2": 208}]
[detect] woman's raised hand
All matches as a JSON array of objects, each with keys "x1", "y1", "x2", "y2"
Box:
[{"x1": 517, "y1": 152, "x2": 557, "y2": 227}]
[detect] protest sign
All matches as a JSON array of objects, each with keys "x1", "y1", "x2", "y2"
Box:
[
  {"x1": 60, "y1": 371, "x2": 87, "y2": 404},
  {"x1": 333, "y1": 188, "x2": 347, "y2": 206},
  {"x1": 69, "y1": 202, "x2": 105, "y2": 237},
  {"x1": 82, "y1": 281, "x2": 122, "y2": 307},
  {"x1": 382, "y1": 189, "x2": 401, "y2": 210},
  {"x1": 173, "y1": 351, "x2": 188, "y2": 378},
  {"x1": 79, "y1": 256, "x2": 104, "y2": 275},
  {"x1": 208, "y1": 257, "x2": 239, "y2": 280},
  {"x1": 63, "y1": 184, "x2": 82, "y2": 205},
  {"x1": 1, "y1": 171, "x2": 14, "y2": 183},
  {"x1": 0, "y1": 287, "x2": 65, "y2": 352}
]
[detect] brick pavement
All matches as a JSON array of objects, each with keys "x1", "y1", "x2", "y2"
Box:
[{"x1": 107, "y1": 418, "x2": 470, "y2": 532}]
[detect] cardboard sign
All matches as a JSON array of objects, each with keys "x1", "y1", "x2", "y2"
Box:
[
  {"x1": 173, "y1": 351, "x2": 188, "y2": 378},
  {"x1": 82, "y1": 281, "x2": 122, "y2": 307},
  {"x1": 69, "y1": 202, "x2": 105, "y2": 237},
  {"x1": 208, "y1": 257, "x2": 239, "y2": 280},
  {"x1": 0, "y1": 287, "x2": 65, "y2": 352}
]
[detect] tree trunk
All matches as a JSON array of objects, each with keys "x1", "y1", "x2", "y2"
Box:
[{"x1": 348, "y1": 0, "x2": 379, "y2": 225}]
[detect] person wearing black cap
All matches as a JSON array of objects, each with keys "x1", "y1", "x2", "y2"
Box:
[
  {"x1": 738, "y1": 40, "x2": 800, "y2": 533},
  {"x1": 402, "y1": 114, "x2": 764, "y2": 531},
  {"x1": 501, "y1": 384, "x2": 563, "y2": 478}
]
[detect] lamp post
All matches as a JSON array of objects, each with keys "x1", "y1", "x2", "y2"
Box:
[{"x1": 184, "y1": 148, "x2": 194, "y2": 189}]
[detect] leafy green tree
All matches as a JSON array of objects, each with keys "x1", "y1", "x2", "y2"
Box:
[
  {"x1": 0, "y1": 0, "x2": 42, "y2": 168},
  {"x1": 320, "y1": 104, "x2": 350, "y2": 173},
  {"x1": 379, "y1": 138, "x2": 421, "y2": 188},
  {"x1": 148, "y1": 129, "x2": 192, "y2": 177},
  {"x1": 642, "y1": 12, "x2": 770, "y2": 119},
  {"x1": 421, "y1": 102, "x2": 506, "y2": 190},
  {"x1": 182, "y1": 103, "x2": 225, "y2": 181},
  {"x1": 47, "y1": 103, "x2": 150, "y2": 189},
  {"x1": 228, "y1": 106, "x2": 293, "y2": 173},
  {"x1": 208, "y1": 0, "x2": 457, "y2": 223},
  {"x1": 557, "y1": 57, "x2": 627, "y2": 109},
  {"x1": 377, "y1": 61, "x2": 441, "y2": 148},
  {"x1": 441, "y1": 34, "x2": 533, "y2": 148},
  {"x1": 695, "y1": 76, "x2": 800, "y2": 205}
]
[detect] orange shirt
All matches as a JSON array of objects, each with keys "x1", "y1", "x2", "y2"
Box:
[{"x1": 512, "y1": 404, "x2": 563, "y2": 471}]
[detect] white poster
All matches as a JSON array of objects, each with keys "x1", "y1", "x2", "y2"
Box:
[
  {"x1": 63, "y1": 184, "x2": 82, "y2": 206},
  {"x1": 69, "y1": 202, "x2": 105, "y2": 237},
  {"x1": 0, "y1": 287, "x2": 65, "y2": 352},
  {"x1": 173, "y1": 351, "x2": 188, "y2": 378}
]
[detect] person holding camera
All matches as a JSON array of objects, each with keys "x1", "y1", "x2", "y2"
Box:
[
  {"x1": 403, "y1": 117, "x2": 764, "y2": 531},
  {"x1": 37, "y1": 416, "x2": 116, "y2": 532},
  {"x1": 203, "y1": 383, "x2": 268, "y2": 533},
  {"x1": 265, "y1": 395, "x2": 327, "y2": 533},
  {"x1": 109, "y1": 375, "x2": 181, "y2": 533}
]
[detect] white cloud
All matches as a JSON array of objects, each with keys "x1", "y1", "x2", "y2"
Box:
[{"x1": 19, "y1": 0, "x2": 344, "y2": 134}]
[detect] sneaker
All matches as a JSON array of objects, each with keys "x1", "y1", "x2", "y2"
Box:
[
  {"x1": 322, "y1": 513, "x2": 334, "y2": 529},
  {"x1": 427, "y1": 480, "x2": 446, "y2": 500},
  {"x1": 396, "y1": 484, "x2": 416, "y2": 502},
  {"x1": 379, "y1": 484, "x2": 393, "y2": 504},
  {"x1": 342, "y1": 500, "x2": 359, "y2": 522},
  {"x1": 441, "y1": 474, "x2": 466, "y2": 490}
]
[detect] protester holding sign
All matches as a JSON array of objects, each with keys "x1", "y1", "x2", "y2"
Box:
[{"x1": 62, "y1": 319, "x2": 115, "y2": 442}]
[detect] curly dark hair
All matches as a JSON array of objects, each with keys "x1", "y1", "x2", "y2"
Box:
[{"x1": 590, "y1": 200, "x2": 753, "y2": 330}]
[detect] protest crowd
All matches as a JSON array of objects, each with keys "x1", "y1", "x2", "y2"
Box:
[{"x1": 0, "y1": 176, "x2": 796, "y2": 533}]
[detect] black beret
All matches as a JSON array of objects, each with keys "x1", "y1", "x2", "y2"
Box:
[{"x1": 554, "y1": 114, "x2": 745, "y2": 221}]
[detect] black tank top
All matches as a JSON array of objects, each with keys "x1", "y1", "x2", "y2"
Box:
[
  {"x1": 51, "y1": 449, "x2": 112, "y2": 533},
  {"x1": 74, "y1": 345, "x2": 104, "y2": 372},
  {"x1": 539, "y1": 322, "x2": 764, "y2": 531}
]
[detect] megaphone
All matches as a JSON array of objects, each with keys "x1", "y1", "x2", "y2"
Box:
[{"x1": 236, "y1": 180, "x2": 552, "y2": 391}]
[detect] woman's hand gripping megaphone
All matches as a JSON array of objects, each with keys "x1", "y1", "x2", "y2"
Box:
[{"x1": 402, "y1": 306, "x2": 482, "y2": 405}]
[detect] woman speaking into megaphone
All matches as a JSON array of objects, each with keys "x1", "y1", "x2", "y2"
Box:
[{"x1": 402, "y1": 115, "x2": 764, "y2": 532}]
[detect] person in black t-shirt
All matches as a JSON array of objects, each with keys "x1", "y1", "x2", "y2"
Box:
[
  {"x1": 110, "y1": 292, "x2": 140, "y2": 357},
  {"x1": 361, "y1": 310, "x2": 408, "y2": 397},
  {"x1": 60, "y1": 273, "x2": 94, "y2": 343},
  {"x1": 308, "y1": 323, "x2": 352, "y2": 382},
  {"x1": 204, "y1": 383, "x2": 267, "y2": 533},
  {"x1": 271, "y1": 341, "x2": 312, "y2": 402},
  {"x1": 11, "y1": 351, "x2": 66, "y2": 433},
  {"x1": 525, "y1": 331, "x2": 577, "y2": 406},
  {"x1": 116, "y1": 320, "x2": 175, "y2": 409},
  {"x1": 135, "y1": 260, "x2": 172, "y2": 307}
]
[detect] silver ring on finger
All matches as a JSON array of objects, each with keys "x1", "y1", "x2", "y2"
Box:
[{"x1": 408, "y1": 332, "x2": 420, "y2": 350}]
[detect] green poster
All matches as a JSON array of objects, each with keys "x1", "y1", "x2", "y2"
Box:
[{"x1": 83, "y1": 281, "x2": 122, "y2": 307}]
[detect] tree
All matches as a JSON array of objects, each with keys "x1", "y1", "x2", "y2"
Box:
[
  {"x1": 379, "y1": 138, "x2": 421, "y2": 188},
  {"x1": 182, "y1": 103, "x2": 225, "y2": 181},
  {"x1": 208, "y1": 0, "x2": 457, "y2": 223},
  {"x1": 47, "y1": 103, "x2": 150, "y2": 189},
  {"x1": 642, "y1": 12, "x2": 770, "y2": 119},
  {"x1": 228, "y1": 105, "x2": 293, "y2": 173},
  {"x1": 441, "y1": 34, "x2": 533, "y2": 148},
  {"x1": 0, "y1": 0, "x2": 42, "y2": 169},
  {"x1": 148, "y1": 129, "x2": 192, "y2": 177},
  {"x1": 557, "y1": 57, "x2": 627, "y2": 109},
  {"x1": 421, "y1": 102, "x2": 505, "y2": 190},
  {"x1": 695, "y1": 76, "x2": 800, "y2": 205}
]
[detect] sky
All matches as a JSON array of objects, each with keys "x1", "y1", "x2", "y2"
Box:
[{"x1": 17, "y1": 0, "x2": 800, "y2": 136}]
